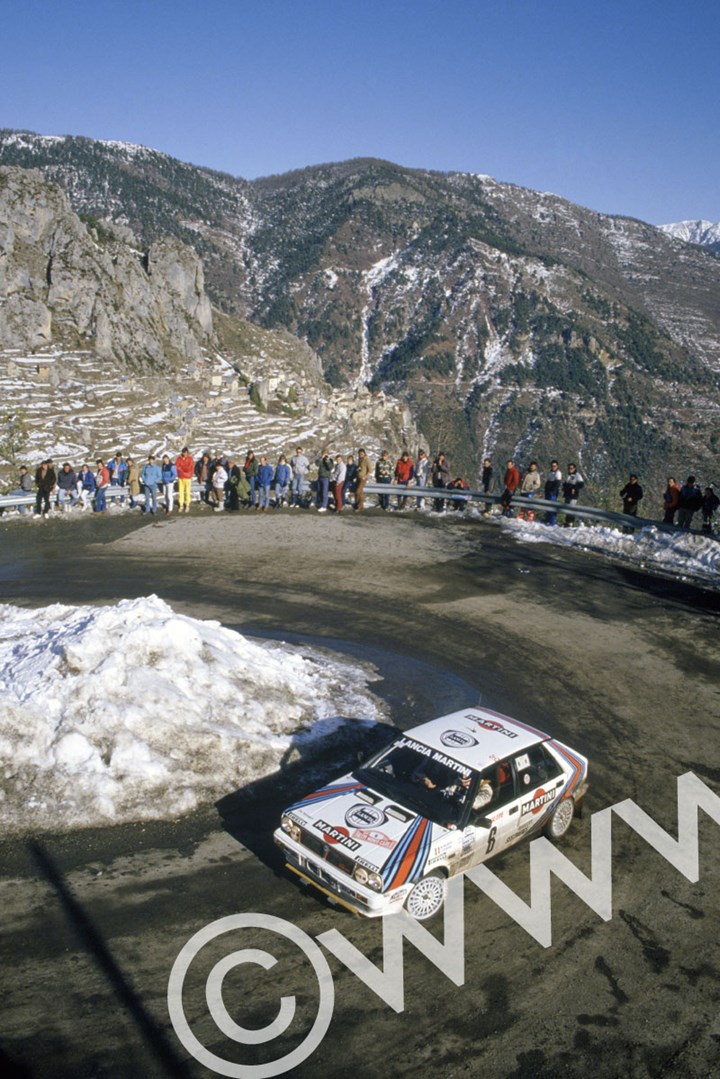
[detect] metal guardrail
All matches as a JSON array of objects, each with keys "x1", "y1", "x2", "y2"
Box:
[
  {"x1": 363, "y1": 483, "x2": 705, "y2": 535},
  {"x1": 0, "y1": 480, "x2": 711, "y2": 537},
  {"x1": 0, "y1": 484, "x2": 202, "y2": 511}
]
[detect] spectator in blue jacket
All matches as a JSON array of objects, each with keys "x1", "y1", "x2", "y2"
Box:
[
  {"x1": 57, "y1": 463, "x2": 78, "y2": 511},
  {"x1": 257, "y1": 456, "x2": 274, "y2": 511},
  {"x1": 141, "y1": 455, "x2": 162, "y2": 515},
  {"x1": 160, "y1": 454, "x2": 178, "y2": 515},
  {"x1": 76, "y1": 464, "x2": 95, "y2": 510},
  {"x1": 274, "y1": 455, "x2": 291, "y2": 506},
  {"x1": 108, "y1": 451, "x2": 128, "y2": 504}
]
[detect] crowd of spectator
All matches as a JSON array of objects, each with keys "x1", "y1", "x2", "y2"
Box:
[{"x1": 2, "y1": 447, "x2": 718, "y2": 534}]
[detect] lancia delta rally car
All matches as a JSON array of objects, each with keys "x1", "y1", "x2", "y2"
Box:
[{"x1": 274, "y1": 706, "x2": 588, "y2": 920}]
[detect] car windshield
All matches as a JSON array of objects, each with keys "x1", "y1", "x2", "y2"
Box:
[{"x1": 354, "y1": 739, "x2": 473, "y2": 827}]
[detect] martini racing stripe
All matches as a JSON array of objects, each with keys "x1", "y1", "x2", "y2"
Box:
[
  {"x1": 550, "y1": 742, "x2": 588, "y2": 799},
  {"x1": 285, "y1": 781, "x2": 366, "y2": 812},
  {"x1": 382, "y1": 816, "x2": 433, "y2": 891}
]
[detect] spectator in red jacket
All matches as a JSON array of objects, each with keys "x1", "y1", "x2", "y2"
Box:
[
  {"x1": 394, "y1": 450, "x2": 415, "y2": 509},
  {"x1": 94, "y1": 459, "x2": 110, "y2": 513},
  {"x1": 500, "y1": 459, "x2": 520, "y2": 517},
  {"x1": 175, "y1": 446, "x2": 195, "y2": 514},
  {"x1": 662, "y1": 477, "x2": 680, "y2": 524}
]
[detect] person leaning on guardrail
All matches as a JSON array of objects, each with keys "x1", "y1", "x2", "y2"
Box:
[
  {"x1": 35, "y1": 460, "x2": 56, "y2": 516},
  {"x1": 619, "y1": 474, "x2": 643, "y2": 533},
  {"x1": 500, "y1": 459, "x2": 520, "y2": 518},
  {"x1": 75, "y1": 464, "x2": 95, "y2": 509},
  {"x1": 431, "y1": 452, "x2": 449, "y2": 512},
  {"x1": 126, "y1": 457, "x2": 140, "y2": 509},
  {"x1": 8, "y1": 465, "x2": 34, "y2": 515},
  {"x1": 415, "y1": 449, "x2": 429, "y2": 509},
  {"x1": 562, "y1": 463, "x2": 584, "y2": 527},
  {"x1": 520, "y1": 461, "x2": 541, "y2": 499},
  {"x1": 342, "y1": 454, "x2": 357, "y2": 508},
  {"x1": 140, "y1": 455, "x2": 161, "y2": 515},
  {"x1": 354, "y1": 448, "x2": 372, "y2": 513},
  {"x1": 175, "y1": 447, "x2": 195, "y2": 513},
  {"x1": 375, "y1": 449, "x2": 393, "y2": 511},
  {"x1": 394, "y1": 450, "x2": 414, "y2": 510},
  {"x1": 57, "y1": 463, "x2": 78, "y2": 511},
  {"x1": 676, "y1": 476, "x2": 703, "y2": 531},
  {"x1": 701, "y1": 486, "x2": 719, "y2": 533},
  {"x1": 662, "y1": 477, "x2": 680, "y2": 524},
  {"x1": 544, "y1": 460, "x2": 562, "y2": 525},
  {"x1": 94, "y1": 459, "x2": 110, "y2": 514},
  {"x1": 161, "y1": 454, "x2": 178, "y2": 515}
]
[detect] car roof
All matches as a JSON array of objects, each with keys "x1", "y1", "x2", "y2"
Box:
[{"x1": 402, "y1": 706, "x2": 550, "y2": 770}]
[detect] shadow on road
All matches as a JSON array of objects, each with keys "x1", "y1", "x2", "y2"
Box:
[
  {"x1": 28, "y1": 841, "x2": 194, "y2": 1079},
  {"x1": 215, "y1": 720, "x2": 397, "y2": 872}
]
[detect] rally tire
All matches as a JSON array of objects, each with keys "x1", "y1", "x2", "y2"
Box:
[
  {"x1": 405, "y1": 871, "x2": 447, "y2": 921},
  {"x1": 543, "y1": 797, "x2": 575, "y2": 840}
]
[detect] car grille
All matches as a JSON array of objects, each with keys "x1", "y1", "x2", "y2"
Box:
[{"x1": 300, "y1": 828, "x2": 355, "y2": 876}]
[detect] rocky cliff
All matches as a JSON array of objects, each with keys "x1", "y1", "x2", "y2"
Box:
[
  {"x1": 0, "y1": 165, "x2": 424, "y2": 469},
  {"x1": 0, "y1": 166, "x2": 213, "y2": 366}
]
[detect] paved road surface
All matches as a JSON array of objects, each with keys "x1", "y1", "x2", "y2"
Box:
[{"x1": 1, "y1": 509, "x2": 718, "y2": 1077}]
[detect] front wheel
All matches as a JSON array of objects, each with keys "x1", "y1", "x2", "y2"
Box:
[
  {"x1": 543, "y1": 797, "x2": 575, "y2": 840},
  {"x1": 405, "y1": 872, "x2": 446, "y2": 921}
]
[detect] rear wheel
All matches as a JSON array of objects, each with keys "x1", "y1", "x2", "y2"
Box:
[
  {"x1": 543, "y1": 798, "x2": 575, "y2": 840},
  {"x1": 405, "y1": 871, "x2": 446, "y2": 920}
]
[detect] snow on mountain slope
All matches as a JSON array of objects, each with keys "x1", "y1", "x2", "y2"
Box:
[{"x1": 658, "y1": 220, "x2": 720, "y2": 246}]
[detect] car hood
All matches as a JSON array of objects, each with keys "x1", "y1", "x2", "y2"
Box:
[{"x1": 283, "y1": 775, "x2": 442, "y2": 882}]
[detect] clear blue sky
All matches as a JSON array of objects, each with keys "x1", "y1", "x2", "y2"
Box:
[{"x1": 3, "y1": 0, "x2": 718, "y2": 224}]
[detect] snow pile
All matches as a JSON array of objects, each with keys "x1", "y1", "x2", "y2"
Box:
[
  {"x1": 496, "y1": 516, "x2": 720, "y2": 587},
  {"x1": 0, "y1": 596, "x2": 384, "y2": 832}
]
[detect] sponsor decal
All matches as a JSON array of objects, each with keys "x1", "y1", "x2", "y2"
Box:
[
  {"x1": 352, "y1": 828, "x2": 397, "y2": 850},
  {"x1": 355, "y1": 855, "x2": 381, "y2": 872},
  {"x1": 521, "y1": 788, "x2": 556, "y2": 817},
  {"x1": 345, "y1": 803, "x2": 387, "y2": 829},
  {"x1": 395, "y1": 736, "x2": 432, "y2": 757},
  {"x1": 473, "y1": 717, "x2": 518, "y2": 739},
  {"x1": 440, "y1": 729, "x2": 478, "y2": 749},
  {"x1": 315, "y1": 820, "x2": 362, "y2": 852},
  {"x1": 514, "y1": 753, "x2": 530, "y2": 771},
  {"x1": 395, "y1": 737, "x2": 471, "y2": 778}
]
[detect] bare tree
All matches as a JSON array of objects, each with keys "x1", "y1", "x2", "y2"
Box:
[{"x1": 0, "y1": 411, "x2": 29, "y2": 466}]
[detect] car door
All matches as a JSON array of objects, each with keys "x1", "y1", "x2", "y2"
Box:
[
  {"x1": 500, "y1": 743, "x2": 566, "y2": 849},
  {"x1": 457, "y1": 760, "x2": 519, "y2": 868}
]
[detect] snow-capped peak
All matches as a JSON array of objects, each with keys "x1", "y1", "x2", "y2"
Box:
[{"x1": 658, "y1": 219, "x2": 720, "y2": 246}]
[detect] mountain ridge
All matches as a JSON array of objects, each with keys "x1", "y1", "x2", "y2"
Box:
[{"x1": 1, "y1": 129, "x2": 719, "y2": 491}]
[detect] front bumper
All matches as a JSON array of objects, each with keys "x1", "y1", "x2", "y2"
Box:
[{"x1": 273, "y1": 829, "x2": 405, "y2": 918}]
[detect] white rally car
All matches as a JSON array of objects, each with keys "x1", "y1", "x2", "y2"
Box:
[{"x1": 274, "y1": 706, "x2": 588, "y2": 920}]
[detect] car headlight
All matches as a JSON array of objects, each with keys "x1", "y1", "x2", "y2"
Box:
[
  {"x1": 280, "y1": 815, "x2": 301, "y2": 842},
  {"x1": 354, "y1": 865, "x2": 383, "y2": 891}
]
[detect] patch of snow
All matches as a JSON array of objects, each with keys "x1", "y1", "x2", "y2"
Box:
[
  {"x1": 470, "y1": 513, "x2": 720, "y2": 587},
  {"x1": 0, "y1": 596, "x2": 385, "y2": 833}
]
